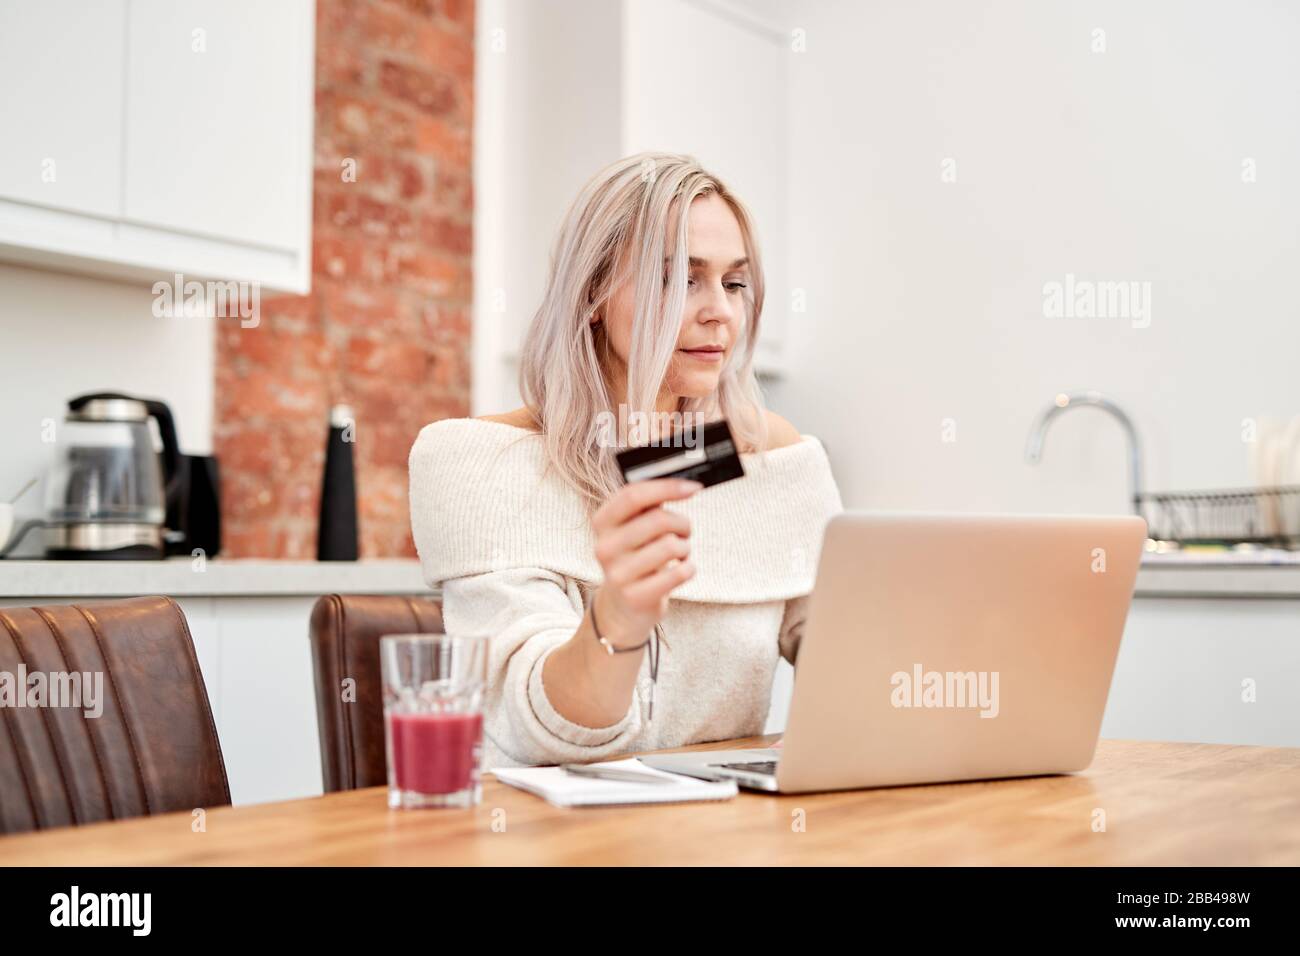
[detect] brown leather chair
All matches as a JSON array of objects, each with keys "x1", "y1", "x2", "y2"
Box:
[
  {"x1": 0, "y1": 595, "x2": 230, "y2": 835},
  {"x1": 309, "y1": 594, "x2": 443, "y2": 793}
]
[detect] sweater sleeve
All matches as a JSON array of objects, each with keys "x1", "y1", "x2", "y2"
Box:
[{"x1": 439, "y1": 565, "x2": 644, "y2": 769}]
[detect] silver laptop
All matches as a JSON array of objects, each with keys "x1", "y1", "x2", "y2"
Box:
[{"x1": 640, "y1": 511, "x2": 1146, "y2": 793}]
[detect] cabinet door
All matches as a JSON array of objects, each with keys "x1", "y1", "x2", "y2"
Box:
[
  {"x1": 0, "y1": 0, "x2": 125, "y2": 218},
  {"x1": 122, "y1": 0, "x2": 313, "y2": 252},
  {"x1": 214, "y1": 596, "x2": 325, "y2": 806}
]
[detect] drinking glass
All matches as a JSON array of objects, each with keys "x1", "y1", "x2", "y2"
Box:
[{"x1": 381, "y1": 633, "x2": 488, "y2": 809}]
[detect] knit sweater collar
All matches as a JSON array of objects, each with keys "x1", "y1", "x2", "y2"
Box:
[{"x1": 409, "y1": 418, "x2": 844, "y2": 604}]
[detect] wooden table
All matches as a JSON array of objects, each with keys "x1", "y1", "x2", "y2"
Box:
[{"x1": 3, "y1": 735, "x2": 1298, "y2": 865}]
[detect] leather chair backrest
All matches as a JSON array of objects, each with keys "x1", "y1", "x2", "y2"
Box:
[
  {"x1": 309, "y1": 594, "x2": 443, "y2": 792},
  {"x1": 0, "y1": 596, "x2": 230, "y2": 834}
]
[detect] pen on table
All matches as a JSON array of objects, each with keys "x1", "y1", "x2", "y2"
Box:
[{"x1": 559, "y1": 763, "x2": 678, "y2": 785}]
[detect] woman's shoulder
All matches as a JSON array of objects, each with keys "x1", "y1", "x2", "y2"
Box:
[
  {"x1": 735, "y1": 410, "x2": 835, "y2": 496},
  {"x1": 415, "y1": 407, "x2": 539, "y2": 435},
  {"x1": 761, "y1": 409, "x2": 802, "y2": 451},
  {"x1": 474, "y1": 407, "x2": 542, "y2": 431},
  {"x1": 667, "y1": 409, "x2": 842, "y2": 603},
  {"x1": 409, "y1": 411, "x2": 547, "y2": 486},
  {"x1": 412, "y1": 409, "x2": 540, "y2": 448},
  {"x1": 731, "y1": 409, "x2": 806, "y2": 454},
  {"x1": 409, "y1": 411, "x2": 597, "y2": 588}
]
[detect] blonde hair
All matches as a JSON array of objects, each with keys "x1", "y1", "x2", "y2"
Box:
[{"x1": 519, "y1": 151, "x2": 770, "y2": 509}]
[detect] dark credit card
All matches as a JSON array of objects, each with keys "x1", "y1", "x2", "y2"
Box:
[{"x1": 615, "y1": 418, "x2": 745, "y2": 489}]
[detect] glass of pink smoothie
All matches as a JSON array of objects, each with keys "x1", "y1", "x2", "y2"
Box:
[{"x1": 380, "y1": 633, "x2": 488, "y2": 809}]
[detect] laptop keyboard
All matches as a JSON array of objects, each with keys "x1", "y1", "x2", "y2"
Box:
[{"x1": 713, "y1": 760, "x2": 779, "y2": 777}]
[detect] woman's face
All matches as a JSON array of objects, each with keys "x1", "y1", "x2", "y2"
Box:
[{"x1": 597, "y1": 192, "x2": 751, "y2": 406}]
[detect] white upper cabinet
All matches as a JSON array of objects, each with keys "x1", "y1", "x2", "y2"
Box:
[
  {"x1": 0, "y1": 0, "x2": 126, "y2": 219},
  {"x1": 0, "y1": 0, "x2": 315, "y2": 293},
  {"x1": 124, "y1": 0, "x2": 310, "y2": 252}
]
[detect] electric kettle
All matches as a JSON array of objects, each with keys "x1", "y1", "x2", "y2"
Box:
[{"x1": 42, "y1": 392, "x2": 182, "y2": 559}]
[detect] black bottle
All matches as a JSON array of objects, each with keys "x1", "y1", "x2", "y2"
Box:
[{"x1": 317, "y1": 404, "x2": 359, "y2": 561}]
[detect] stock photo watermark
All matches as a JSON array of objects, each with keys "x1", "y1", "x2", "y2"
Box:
[
  {"x1": 151, "y1": 273, "x2": 261, "y2": 328},
  {"x1": 0, "y1": 666, "x2": 103, "y2": 718},
  {"x1": 890, "y1": 663, "x2": 1000, "y2": 718},
  {"x1": 49, "y1": 886, "x2": 151, "y2": 936},
  {"x1": 1042, "y1": 273, "x2": 1151, "y2": 328},
  {"x1": 595, "y1": 406, "x2": 709, "y2": 449}
]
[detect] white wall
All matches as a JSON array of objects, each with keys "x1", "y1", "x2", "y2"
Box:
[
  {"x1": 0, "y1": 263, "x2": 214, "y2": 555},
  {"x1": 769, "y1": 0, "x2": 1300, "y2": 513}
]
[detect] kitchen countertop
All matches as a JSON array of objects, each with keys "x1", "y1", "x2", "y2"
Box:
[
  {"x1": 1, "y1": 553, "x2": 1297, "y2": 600},
  {"x1": 1135, "y1": 551, "x2": 1300, "y2": 599},
  {"x1": 0, "y1": 558, "x2": 430, "y2": 599}
]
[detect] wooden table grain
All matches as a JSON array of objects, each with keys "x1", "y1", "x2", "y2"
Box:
[{"x1": 2, "y1": 735, "x2": 1298, "y2": 866}]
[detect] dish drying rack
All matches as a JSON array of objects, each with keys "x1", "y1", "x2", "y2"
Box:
[{"x1": 1137, "y1": 486, "x2": 1300, "y2": 549}]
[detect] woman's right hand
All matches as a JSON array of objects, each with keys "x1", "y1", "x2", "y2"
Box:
[{"x1": 590, "y1": 478, "x2": 702, "y2": 648}]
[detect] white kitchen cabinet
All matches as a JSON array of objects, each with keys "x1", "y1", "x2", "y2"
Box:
[
  {"x1": 0, "y1": 0, "x2": 126, "y2": 220},
  {"x1": 1102, "y1": 597, "x2": 1300, "y2": 748},
  {"x1": 124, "y1": 0, "x2": 312, "y2": 253},
  {"x1": 0, "y1": 0, "x2": 315, "y2": 293},
  {"x1": 202, "y1": 596, "x2": 326, "y2": 807}
]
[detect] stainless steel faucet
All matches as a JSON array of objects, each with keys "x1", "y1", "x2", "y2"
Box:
[{"x1": 1025, "y1": 391, "x2": 1143, "y2": 515}]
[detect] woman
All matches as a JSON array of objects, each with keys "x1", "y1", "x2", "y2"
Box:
[{"x1": 409, "y1": 152, "x2": 843, "y2": 769}]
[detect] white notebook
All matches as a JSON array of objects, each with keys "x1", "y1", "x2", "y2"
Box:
[{"x1": 491, "y1": 758, "x2": 738, "y2": 807}]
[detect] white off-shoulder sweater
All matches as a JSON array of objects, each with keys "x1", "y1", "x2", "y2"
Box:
[{"x1": 408, "y1": 418, "x2": 844, "y2": 769}]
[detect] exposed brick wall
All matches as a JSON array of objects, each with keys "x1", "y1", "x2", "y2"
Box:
[{"x1": 214, "y1": 0, "x2": 474, "y2": 559}]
